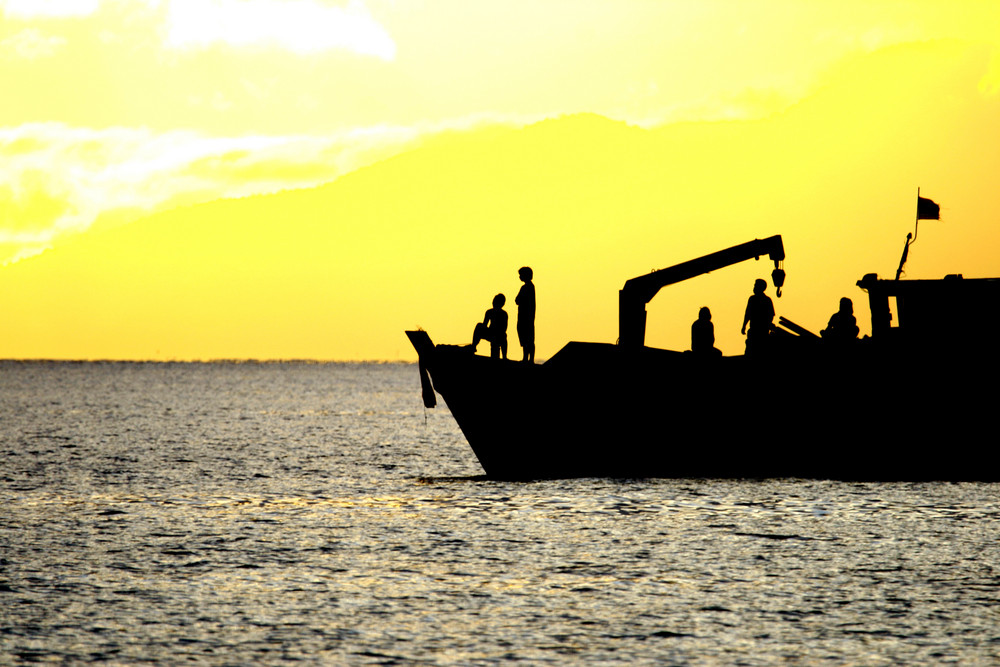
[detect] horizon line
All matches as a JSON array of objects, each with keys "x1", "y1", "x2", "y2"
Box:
[{"x1": 0, "y1": 357, "x2": 418, "y2": 365}]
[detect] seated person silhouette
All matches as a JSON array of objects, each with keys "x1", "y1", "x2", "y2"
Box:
[
  {"x1": 821, "y1": 297, "x2": 859, "y2": 342},
  {"x1": 472, "y1": 294, "x2": 508, "y2": 359},
  {"x1": 691, "y1": 306, "x2": 722, "y2": 357}
]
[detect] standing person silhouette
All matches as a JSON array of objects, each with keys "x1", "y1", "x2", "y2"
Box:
[
  {"x1": 741, "y1": 279, "x2": 774, "y2": 355},
  {"x1": 515, "y1": 266, "x2": 535, "y2": 363}
]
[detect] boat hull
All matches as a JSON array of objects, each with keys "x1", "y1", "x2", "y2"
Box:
[{"x1": 409, "y1": 333, "x2": 997, "y2": 481}]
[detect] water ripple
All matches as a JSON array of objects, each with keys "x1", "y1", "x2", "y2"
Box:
[{"x1": 2, "y1": 362, "x2": 999, "y2": 664}]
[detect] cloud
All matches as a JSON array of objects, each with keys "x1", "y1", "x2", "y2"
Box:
[
  {"x1": 0, "y1": 113, "x2": 536, "y2": 265},
  {"x1": 0, "y1": 0, "x2": 100, "y2": 19},
  {"x1": 1, "y1": 0, "x2": 395, "y2": 60},
  {"x1": 0, "y1": 28, "x2": 67, "y2": 59},
  {"x1": 0, "y1": 122, "x2": 422, "y2": 264},
  {"x1": 163, "y1": 0, "x2": 396, "y2": 60}
]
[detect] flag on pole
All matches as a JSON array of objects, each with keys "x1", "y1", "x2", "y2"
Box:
[{"x1": 917, "y1": 195, "x2": 940, "y2": 220}]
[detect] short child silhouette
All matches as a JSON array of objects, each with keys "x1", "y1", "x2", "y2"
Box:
[{"x1": 472, "y1": 293, "x2": 508, "y2": 359}]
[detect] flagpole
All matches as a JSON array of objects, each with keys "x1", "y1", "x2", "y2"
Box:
[{"x1": 898, "y1": 188, "x2": 942, "y2": 279}]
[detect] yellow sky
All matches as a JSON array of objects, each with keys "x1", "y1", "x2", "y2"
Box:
[{"x1": 1, "y1": 0, "x2": 999, "y2": 359}]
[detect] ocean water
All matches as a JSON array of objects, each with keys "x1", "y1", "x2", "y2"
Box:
[{"x1": 2, "y1": 361, "x2": 999, "y2": 665}]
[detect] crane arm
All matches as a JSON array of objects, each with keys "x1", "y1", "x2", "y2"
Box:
[{"x1": 619, "y1": 235, "x2": 785, "y2": 348}]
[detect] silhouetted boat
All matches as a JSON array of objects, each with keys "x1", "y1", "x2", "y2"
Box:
[{"x1": 407, "y1": 235, "x2": 1000, "y2": 480}]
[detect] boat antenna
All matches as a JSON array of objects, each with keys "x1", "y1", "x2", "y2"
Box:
[{"x1": 895, "y1": 187, "x2": 940, "y2": 280}]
